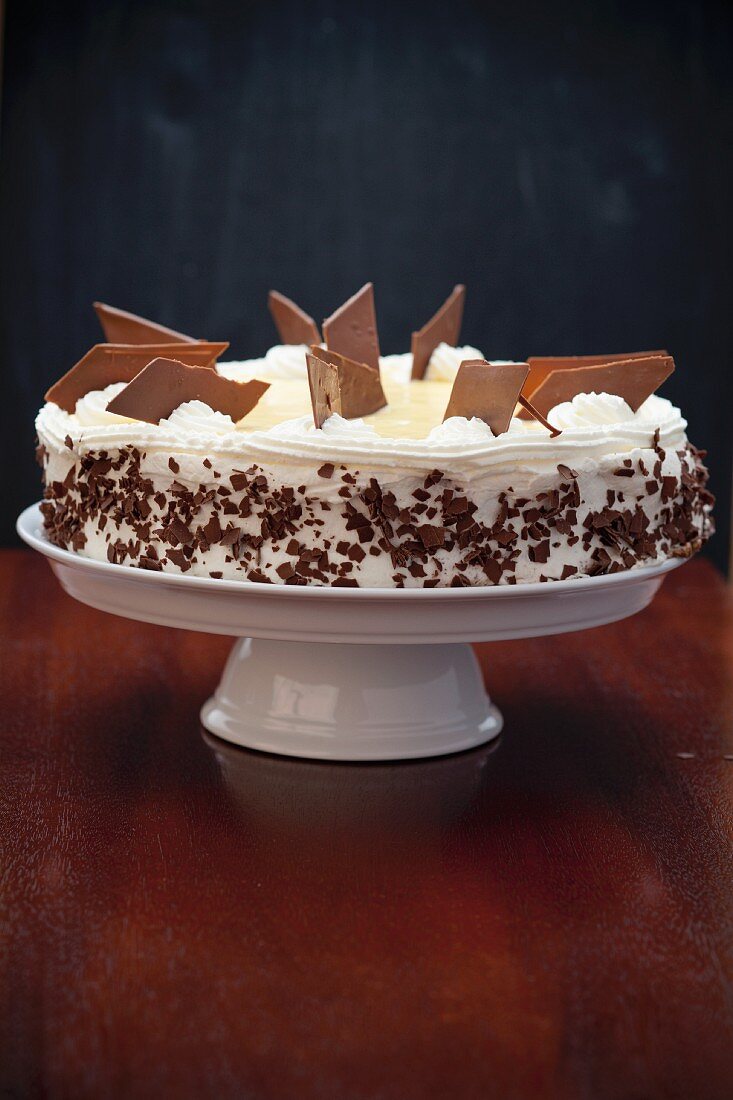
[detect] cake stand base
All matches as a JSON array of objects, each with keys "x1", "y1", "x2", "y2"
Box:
[
  {"x1": 18, "y1": 503, "x2": 683, "y2": 764},
  {"x1": 200, "y1": 638, "x2": 503, "y2": 761}
]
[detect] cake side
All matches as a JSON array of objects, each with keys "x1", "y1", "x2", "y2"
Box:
[{"x1": 36, "y1": 386, "x2": 713, "y2": 588}]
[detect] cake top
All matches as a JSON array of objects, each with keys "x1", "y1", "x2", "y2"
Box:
[
  {"x1": 44, "y1": 286, "x2": 673, "y2": 444},
  {"x1": 38, "y1": 284, "x2": 684, "y2": 479}
]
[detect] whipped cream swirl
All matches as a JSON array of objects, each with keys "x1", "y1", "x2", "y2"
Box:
[
  {"x1": 221, "y1": 344, "x2": 489, "y2": 386},
  {"x1": 549, "y1": 391, "x2": 637, "y2": 429}
]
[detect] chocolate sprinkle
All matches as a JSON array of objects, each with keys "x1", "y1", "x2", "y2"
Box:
[{"x1": 40, "y1": 430, "x2": 713, "y2": 590}]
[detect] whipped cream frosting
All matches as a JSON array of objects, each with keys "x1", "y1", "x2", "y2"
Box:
[
  {"x1": 219, "y1": 342, "x2": 485, "y2": 384},
  {"x1": 38, "y1": 369, "x2": 687, "y2": 486},
  {"x1": 423, "y1": 342, "x2": 485, "y2": 381}
]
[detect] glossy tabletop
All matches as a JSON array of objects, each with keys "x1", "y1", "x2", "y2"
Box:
[{"x1": 1, "y1": 550, "x2": 732, "y2": 1099}]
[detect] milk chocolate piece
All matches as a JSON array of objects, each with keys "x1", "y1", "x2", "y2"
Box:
[
  {"x1": 323, "y1": 283, "x2": 380, "y2": 371},
  {"x1": 268, "y1": 290, "x2": 321, "y2": 345},
  {"x1": 411, "y1": 285, "x2": 466, "y2": 380},
  {"x1": 45, "y1": 342, "x2": 229, "y2": 413},
  {"x1": 524, "y1": 350, "x2": 667, "y2": 399},
  {"x1": 106, "y1": 358, "x2": 268, "y2": 424},
  {"x1": 306, "y1": 354, "x2": 341, "y2": 429},
  {"x1": 443, "y1": 360, "x2": 529, "y2": 435},
  {"x1": 527, "y1": 355, "x2": 675, "y2": 418},
  {"x1": 93, "y1": 302, "x2": 199, "y2": 344},
  {"x1": 306, "y1": 346, "x2": 387, "y2": 429}
]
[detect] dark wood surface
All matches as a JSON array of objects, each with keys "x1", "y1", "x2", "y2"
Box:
[{"x1": 1, "y1": 549, "x2": 732, "y2": 1099}]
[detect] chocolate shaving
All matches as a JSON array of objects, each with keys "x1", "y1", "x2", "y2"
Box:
[
  {"x1": 106, "y1": 358, "x2": 269, "y2": 424},
  {"x1": 526, "y1": 355, "x2": 675, "y2": 417},
  {"x1": 443, "y1": 360, "x2": 529, "y2": 435},
  {"x1": 323, "y1": 283, "x2": 380, "y2": 371},
  {"x1": 417, "y1": 524, "x2": 446, "y2": 549},
  {"x1": 411, "y1": 285, "x2": 466, "y2": 380},
  {"x1": 517, "y1": 395, "x2": 562, "y2": 437},
  {"x1": 306, "y1": 346, "x2": 387, "y2": 429},
  {"x1": 93, "y1": 302, "x2": 199, "y2": 344},
  {"x1": 45, "y1": 342, "x2": 229, "y2": 413},
  {"x1": 268, "y1": 290, "x2": 321, "y2": 345}
]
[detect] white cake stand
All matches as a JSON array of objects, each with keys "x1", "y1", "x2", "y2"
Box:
[{"x1": 17, "y1": 502, "x2": 682, "y2": 761}]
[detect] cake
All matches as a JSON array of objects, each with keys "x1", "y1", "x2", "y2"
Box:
[{"x1": 35, "y1": 286, "x2": 713, "y2": 588}]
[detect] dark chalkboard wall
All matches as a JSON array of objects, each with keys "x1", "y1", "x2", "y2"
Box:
[{"x1": 1, "y1": 0, "x2": 731, "y2": 568}]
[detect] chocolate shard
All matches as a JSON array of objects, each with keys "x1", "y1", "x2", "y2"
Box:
[
  {"x1": 323, "y1": 283, "x2": 380, "y2": 371},
  {"x1": 526, "y1": 355, "x2": 675, "y2": 418},
  {"x1": 314, "y1": 346, "x2": 387, "y2": 417},
  {"x1": 106, "y1": 358, "x2": 269, "y2": 424},
  {"x1": 524, "y1": 350, "x2": 667, "y2": 400},
  {"x1": 45, "y1": 342, "x2": 230, "y2": 413},
  {"x1": 93, "y1": 302, "x2": 200, "y2": 344},
  {"x1": 411, "y1": 285, "x2": 466, "y2": 380},
  {"x1": 306, "y1": 346, "x2": 387, "y2": 429},
  {"x1": 268, "y1": 290, "x2": 321, "y2": 345},
  {"x1": 443, "y1": 360, "x2": 529, "y2": 435},
  {"x1": 306, "y1": 353, "x2": 341, "y2": 430}
]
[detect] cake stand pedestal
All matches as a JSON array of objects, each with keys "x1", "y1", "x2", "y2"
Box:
[
  {"x1": 201, "y1": 638, "x2": 502, "y2": 759},
  {"x1": 18, "y1": 503, "x2": 682, "y2": 761}
]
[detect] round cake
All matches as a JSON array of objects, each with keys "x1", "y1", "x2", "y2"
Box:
[{"x1": 36, "y1": 288, "x2": 714, "y2": 588}]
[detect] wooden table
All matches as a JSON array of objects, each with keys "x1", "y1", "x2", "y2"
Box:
[{"x1": 1, "y1": 550, "x2": 732, "y2": 1099}]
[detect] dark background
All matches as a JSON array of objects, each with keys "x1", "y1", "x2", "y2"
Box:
[{"x1": 1, "y1": 0, "x2": 731, "y2": 569}]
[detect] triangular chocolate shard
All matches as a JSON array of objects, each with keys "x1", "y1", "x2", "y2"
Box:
[
  {"x1": 527, "y1": 355, "x2": 675, "y2": 418},
  {"x1": 106, "y1": 358, "x2": 269, "y2": 424},
  {"x1": 523, "y1": 349, "x2": 666, "y2": 398},
  {"x1": 306, "y1": 354, "x2": 341, "y2": 430},
  {"x1": 94, "y1": 302, "x2": 199, "y2": 344},
  {"x1": 268, "y1": 290, "x2": 321, "y2": 345},
  {"x1": 323, "y1": 283, "x2": 380, "y2": 371},
  {"x1": 443, "y1": 360, "x2": 529, "y2": 435},
  {"x1": 411, "y1": 285, "x2": 466, "y2": 380},
  {"x1": 306, "y1": 346, "x2": 387, "y2": 429},
  {"x1": 45, "y1": 342, "x2": 229, "y2": 413}
]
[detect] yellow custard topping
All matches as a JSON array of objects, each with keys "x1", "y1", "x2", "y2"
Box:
[{"x1": 238, "y1": 379, "x2": 453, "y2": 440}]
